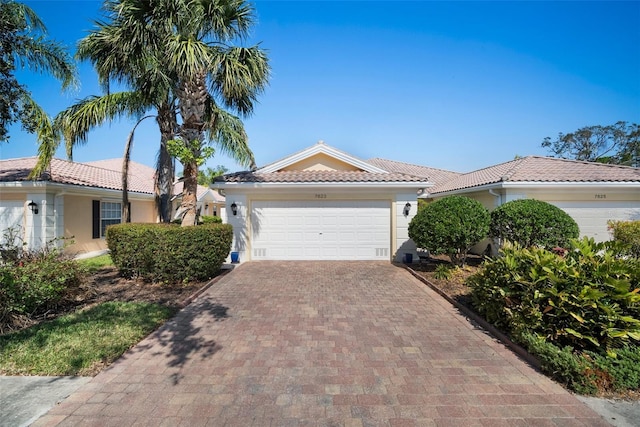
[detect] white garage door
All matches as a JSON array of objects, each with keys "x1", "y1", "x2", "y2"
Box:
[
  {"x1": 552, "y1": 201, "x2": 640, "y2": 242},
  {"x1": 0, "y1": 201, "x2": 24, "y2": 246},
  {"x1": 251, "y1": 200, "x2": 390, "y2": 260}
]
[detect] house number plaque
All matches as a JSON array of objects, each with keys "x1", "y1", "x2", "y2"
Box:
[
  {"x1": 315, "y1": 193, "x2": 327, "y2": 199},
  {"x1": 595, "y1": 194, "x2": 606, "y2": 199}
]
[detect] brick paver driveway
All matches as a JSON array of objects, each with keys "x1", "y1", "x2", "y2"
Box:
[{"x1": 35, "y1": 262, "x2": 608, "y2": 427}]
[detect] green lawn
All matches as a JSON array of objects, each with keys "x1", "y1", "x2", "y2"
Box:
[
  {"x1": 76, "y1": 254, "x2": 114, "y2": 273},
  {"x1": 0, "y1": 302, "x2": 174, "y2": 376}
]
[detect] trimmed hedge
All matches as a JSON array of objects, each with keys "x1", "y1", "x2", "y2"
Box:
[
  {"x1": 490, "y1": 199, "x2": 579, "y2": 249},
  {"x1": 106, "y1": 223, "x2": 232, "y2": 283}
]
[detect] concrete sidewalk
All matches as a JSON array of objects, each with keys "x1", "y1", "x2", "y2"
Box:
[
  {"x1": 0, "y1": 376, "x2": 90, "y2": 427},
  {"x1": 13, "y1": 262, "x2": 629, "y2": 425}
]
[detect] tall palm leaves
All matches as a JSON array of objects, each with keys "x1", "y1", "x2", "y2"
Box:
[
  {"x1": 50, "y1": 0, "x2": 269, "y2": 225},
  {"x1": 0, "y1": 0, "x2": 76, "y2": 162},
  {"x1": 102, "y1": 0, "x2": 269, "y2": 226}
]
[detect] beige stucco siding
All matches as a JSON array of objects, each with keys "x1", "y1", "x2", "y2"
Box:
[
  {"x1": 432, "y1": 187, "x2": 640, "y2": 251},
  {"x1": 280, "y1": 153, "x2": 361, "y2": 172},
  {"x1": 0, "y1": 193, "x2": 25, "y2": 202},
  {"x1": 63, "y1": 195, "x2": 155, "y2": 255}
]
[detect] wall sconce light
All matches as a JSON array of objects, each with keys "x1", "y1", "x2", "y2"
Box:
[
  {"x1": 28, "y1": 201, "x2": 39, "y2": 215},
  {"x1": 230, "y1": 202, "x2": 238, "y2": 216},
  {"x1": 403, "y1": 202, "x2": 411, "y2": 216}
]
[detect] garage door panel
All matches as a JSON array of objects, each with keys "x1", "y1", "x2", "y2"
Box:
[
  {"x1": 552, "y1": 202, "x2": 640, "y2": 242},
  {"x1": 251, "y1": 200, "x2": 390, "y2": 260}
]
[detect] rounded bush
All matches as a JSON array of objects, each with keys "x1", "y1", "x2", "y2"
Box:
[
  {"x1": 408, "y1": 196, "x2": 490, "y2": 266},
  {"x1": 490, "y1": 199, "x2": 579, "y2": 248}
]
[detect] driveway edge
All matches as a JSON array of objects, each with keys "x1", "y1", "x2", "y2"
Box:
[{"x1": 403, "y1": 264, "x2": 542, "y2": 371}]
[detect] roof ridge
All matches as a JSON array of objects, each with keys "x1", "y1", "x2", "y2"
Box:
[
  {"x1": 501, "y1": 157, "x2": 529, "y2": 181},
  {"x1": 368, "y1": 157, "x2": 460, "y2": 174},
  {"x1": 527, "y1": 155, "x2": 640, "y2": 170}
]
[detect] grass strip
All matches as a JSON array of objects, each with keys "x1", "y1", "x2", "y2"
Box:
[
  {"x1": 0, "y1": 301, "x2": 174, "y2": 376},
  {"x1": 77, "y1": 254, "x2": 114, "y2": 273}
]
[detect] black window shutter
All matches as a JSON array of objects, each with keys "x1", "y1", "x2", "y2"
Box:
[{"x1": 92, "y1": 200, "x2": 100, "y2": 238}]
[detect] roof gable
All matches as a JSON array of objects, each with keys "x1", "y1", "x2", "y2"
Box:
[{"x1": 259, "y1": 141, "x2": 388, "y2": 174}]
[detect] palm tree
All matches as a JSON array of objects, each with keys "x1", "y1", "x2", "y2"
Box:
[
  {"x1": 0, "y1": 0, "x2": 76, "y2": 163},
  {"x1": 43, "y1": 0, "x2": 268, "y2": 225},
  {"x1": 99, "y1": 0, "x2": 269, "y2": 226}
]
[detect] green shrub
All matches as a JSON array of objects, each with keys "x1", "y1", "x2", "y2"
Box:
[
  {"x1": 587, "y1": 345, "x2": 640, "y2": 392},
  {"x1": 519, "y1": 332, "x2": 598, "y2": 394},
  {"x1": 490, "y1": 199, "x2": 579, "y2": 249},
  {"x1": 433, "y1": 264, "x2": 454, "y2": 280},
  {"x1": 608, "y1": 220, "x2": 640, "y2": 258},
  {"x1": 468, "y1": 237, "x2": 640, "y2": 354},
  {"x1": 0, "y1": 246, "x2": 86, "y2": 329},
  {"x1": 106, "y1": 223, "x2": 232, "y2": 283},
  {"x1": 199, "y1": 215, "x2": 222, "y2": 224},
  {"x1": 409, "y1": 196, "x2": 490, "y2": 266}
]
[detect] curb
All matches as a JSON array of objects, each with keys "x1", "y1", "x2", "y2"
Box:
[{"x1": 404, "y1": 264, "x2": 542, "y2": 371}]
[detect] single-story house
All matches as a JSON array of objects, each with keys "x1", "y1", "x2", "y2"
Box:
[
  {"x1": 374, "y1": 155, "x2": 640, "y2": 248},
  {"x1": 215, "y1": 143, "x2": 640, "y2": 263},
  {"x1": 0, "y1": 157, "x2": 225, "y2": 256},
  {"x1": 428, "y1": 156, "x2": 640, "y2": 244},
  {"x1": 4, "y1": 145, "x2": 638, "y2": 262},
  {"x1": 213, "y1": 141, "x2": 433, "y2": 262}
]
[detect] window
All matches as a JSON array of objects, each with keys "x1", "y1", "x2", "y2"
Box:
[{"x1": 101, "y1": 201, "x2": 121, "y2": 237}]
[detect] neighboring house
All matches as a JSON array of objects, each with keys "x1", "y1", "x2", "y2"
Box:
[
  {"x1": 0, "y1": 157, "x2": 156, "y2": 255},
  {"x1": 172, "y1": 181, "x2": 227, "y2": 223},
  {"x1": 90, "y1": 158, "x2": 227, "y2": 222},
  {"x1": 422, "y1": 156, "x2": 640, "y2": 245},
  {"x1": 213, "y1": 141, "x2": 433, "y2": 262}
]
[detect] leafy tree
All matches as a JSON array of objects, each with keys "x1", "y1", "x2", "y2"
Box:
[
  {"x1": 198, "y1": 165, "x2": 228, "y2": 186},
  {"x1": 490, "y1": 199, "x2": 579, "y2": 249},
  {"x1": 0, "y1": 0, "x2": 75, "y2": 145},
  {"x1": 408, "y1": 196, "x2": 490, "y2": 266},
  {"x1": 542, "y1": 121, "x2": 639, "y2": 167}
]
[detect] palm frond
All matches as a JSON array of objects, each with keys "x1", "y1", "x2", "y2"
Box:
[
  {"x1": 20, "y1": 96, "x2": 59, "y2": 179},
  {"x1": 54, "y1": 91, "x2": 151, "y2": 156},
  {"x1": 12, "y1": 36, "x2": 78, "y2": 89},
  {"x1": 210, "y1": 45, "x2": 270, "y2": 116},
  {"x1": 205, "y1": 101, "x2": 255, "y2": 169}
]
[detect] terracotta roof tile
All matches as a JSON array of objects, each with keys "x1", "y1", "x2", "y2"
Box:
[
  {"x1": 219, "y1": 170, "x2": 427, "y2": 183},
  {"x1": 367, "y1": 158, "x2": 461, "y2": 186},
  {"x1": 0, "y1": 157, "x2": 154, "y2": 194},
  {"x1": 431, "y1": 156, "x2": 640, "y2": 194}
]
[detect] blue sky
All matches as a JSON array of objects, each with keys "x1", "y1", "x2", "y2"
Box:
[{"x1": 1, "y1": 0, "x2": 639, "y2": 174}]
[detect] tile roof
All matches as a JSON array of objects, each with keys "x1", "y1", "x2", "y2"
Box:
[
  {"x1": 219, "y1": 170, "x2": 428, "y2": 183},
  {"x1": 430, "y1": 156, "x2": 640, "y2": 194},
  {"x1": 367, "y1": 158, "x2": 461, "y2": 187},
  {"x1": 0, "y1": 157, "x2": 155, "y2": 194}
]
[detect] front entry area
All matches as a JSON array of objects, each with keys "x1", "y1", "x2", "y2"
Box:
[{"x1": 250, "y1": 200, "x2": 390, "y2": 260}]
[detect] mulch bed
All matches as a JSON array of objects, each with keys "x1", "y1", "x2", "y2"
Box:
[{"x1": 1, "y1": 267, "x2": 214, "y2": 335}]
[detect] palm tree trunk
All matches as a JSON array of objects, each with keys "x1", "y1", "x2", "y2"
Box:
[
  {"x1": 177, "y1": 72, "x2": 207, "y2": 227},
  {"x1": 155, "y1": 103, "x2": 176, "y2": 222},
  {"x1": 122, "y1": 115, "x2": 154, "y2": 223}
]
